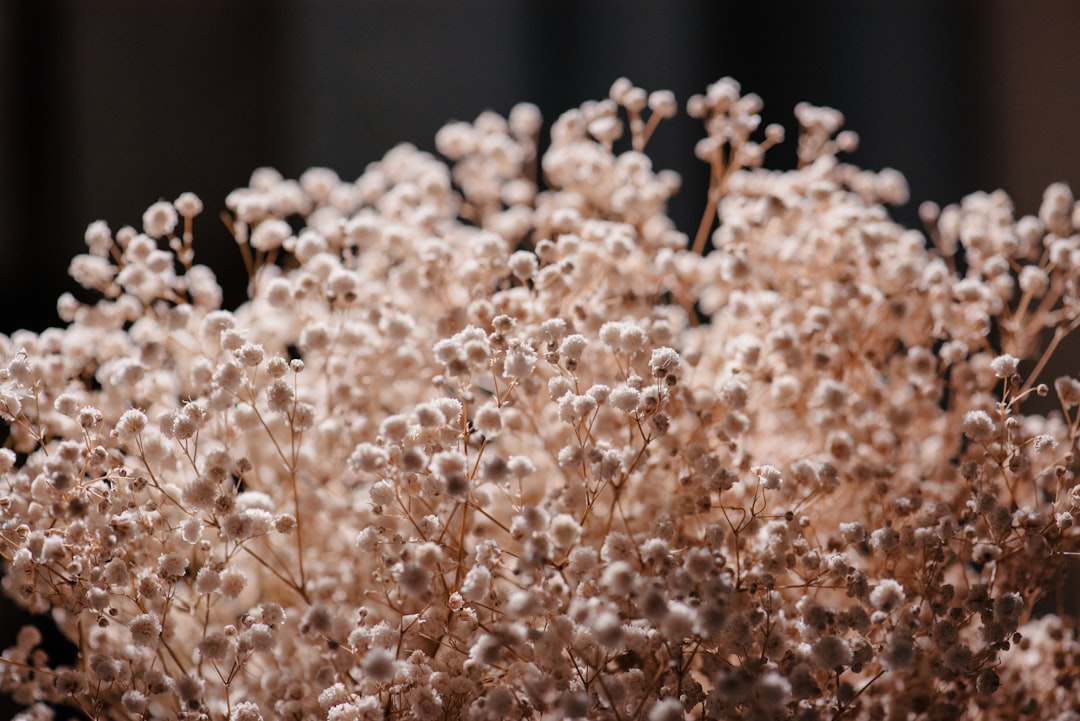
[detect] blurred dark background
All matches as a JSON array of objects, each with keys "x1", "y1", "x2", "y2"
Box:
[
  {"x1": 2, "y1": 2, "x2": 1079, "y2": 335},
  {"x1": 1, "y1": 1, "x2": 1079, "y2": 717}
]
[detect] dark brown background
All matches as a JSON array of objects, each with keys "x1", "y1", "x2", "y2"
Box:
[
  {"x1": 3, "y1": 2, "x2": 1079, "y2": 335},
  {"x1": 1, "y1": 2, "x2": 1078, "y2": 718}
]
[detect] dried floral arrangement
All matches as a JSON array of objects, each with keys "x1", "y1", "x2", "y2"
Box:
[{"x1": 2, "y1": 77, "x2": 1079, "y2": 721}]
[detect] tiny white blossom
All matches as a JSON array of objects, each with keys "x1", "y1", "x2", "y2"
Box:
[
  {"x1": 142, "y1": 200, "x2": 178, "y2": 238},
  {"x1": 129, "y1": 613, "x2": 161, "y2": 647},
  {"x1": 869, "y1": 578, "x2": 905, "y2": 611},
  {"x1": 962, "y1": 409, "x2": 996, "y2": 441},
  {"x1": 990, "y1": 353, "x2": 1020, "y2": 379}
]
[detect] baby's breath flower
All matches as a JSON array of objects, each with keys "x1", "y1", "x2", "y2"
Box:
[
  {"x1": 990, "y1": 353, "x2": 1020, "y2": 379},
  {"x1": 811, "y1": 635, "x2": 852, "y2": 669},
  {"x1": 609, "y1": 384, "x2": 641, "y2": 412},
  {"x1": 869, "y1": 578, "x2": 905, "y2": 611},
  {"x1": 0, "y1": 447, "x2": 15, "y2": 473},
  {"x1": 362, "y1": 647, "x2": 398, "y2": 683},
  {"x1": 753, "y1": 464, "x2": 783, "y2": 490},
  {"x1": 84, "y1": 219, "x2": 112, "y2": 256},
  {"x1": 196, "y1": 566, "x2": 222, "y2": 595},
  {"x1": 349, "y1": 443, "x2": 388, "y2": 473},
  {"x1": 1055, "y1": 375, "x2": 1080, "y2": 408},
  {"x1": 289, "y1": 399, "x2": 315, "y2": 427},
  {"x1": 432, "y1": 450, "x2": 468, "y2": 495},
  {"x1": 265, "y1": 277, "x2": 294, "y2": 308},
  {"x1": 158, "y1": 552, "x2": 189, "y2": 580},
  {"x1": 199, "y1": 631, "x2": 232, "y2": 661},
  {"x1": 649, "y1": 347, "x2": 680, "y2": 378},
  {"x1": 174, "y1": 191, "x2": 203, "y2": 218},
  {"x1": 502, "y1": 343, "x2": 537, "y2": 379},
  {"x1": 3, "y1": 77, "x2": 1080, "y2": 721},
  {"x1": 219, "y1": 567, "x2": 247, "y2": 598},
  {"x1": 55, "y1": 669, "x2": 86, "y2": 696},
  {"x1": 379, "y1": 414, "x2": 410, "y2": 443},
  {"x1": 142, "y1": 200, "x2": 178, "y2": 238},
  {"x1": 471, "y1": 403, "x2": 502, "y2": 436},
  {"x1": 962, "y1": 409, "x2": 996, "y2": 441},
  {"x1": 129, "y1": 613, "x2": 162, "y2": 647},
  {"x1": 223, "y1": 512, "x2": 255, "y2": 541},
  {"x1": 121, "y1": 689, "x2": 148, "y2": 715},
  {"x1": 114, "y1": 409, "x2": 148, "y2": 439},
  {"x1": 506, "y1": 455, "x2": 535, "y2": 479},
  {"x1": 413, "y1": 402, "x2": 443, "y2": 428},
  {"x1": 508, "y1": 250, "x2": 538, "y2": 281},
  {"x1": 549, "y1": 513, "x2": 582, "y2": 550},
  {"x1": 0, "y1": 389, "x2": 21, "y2": 423},
  {"x1": 250, "y1": 219, "x2": 292, "y2": 251},
  {"x1": 182, "y1": 477, "x2": 218, "y2": 512},
  {"x1": 433, "y1": 397, "x2": 462, "y2": 425}
]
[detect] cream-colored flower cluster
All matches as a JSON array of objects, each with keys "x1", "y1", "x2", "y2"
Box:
[{"x1": 2, "y1": 78, "x2": 1080, "y2": 721}]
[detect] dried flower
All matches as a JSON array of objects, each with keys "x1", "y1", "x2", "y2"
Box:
[
  {"x1": 128, "y1": 613, "x2": 162, "y2": 647},
  {"x1": 1, "y1": 77, "x2": 1078, "y2": 721}
]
